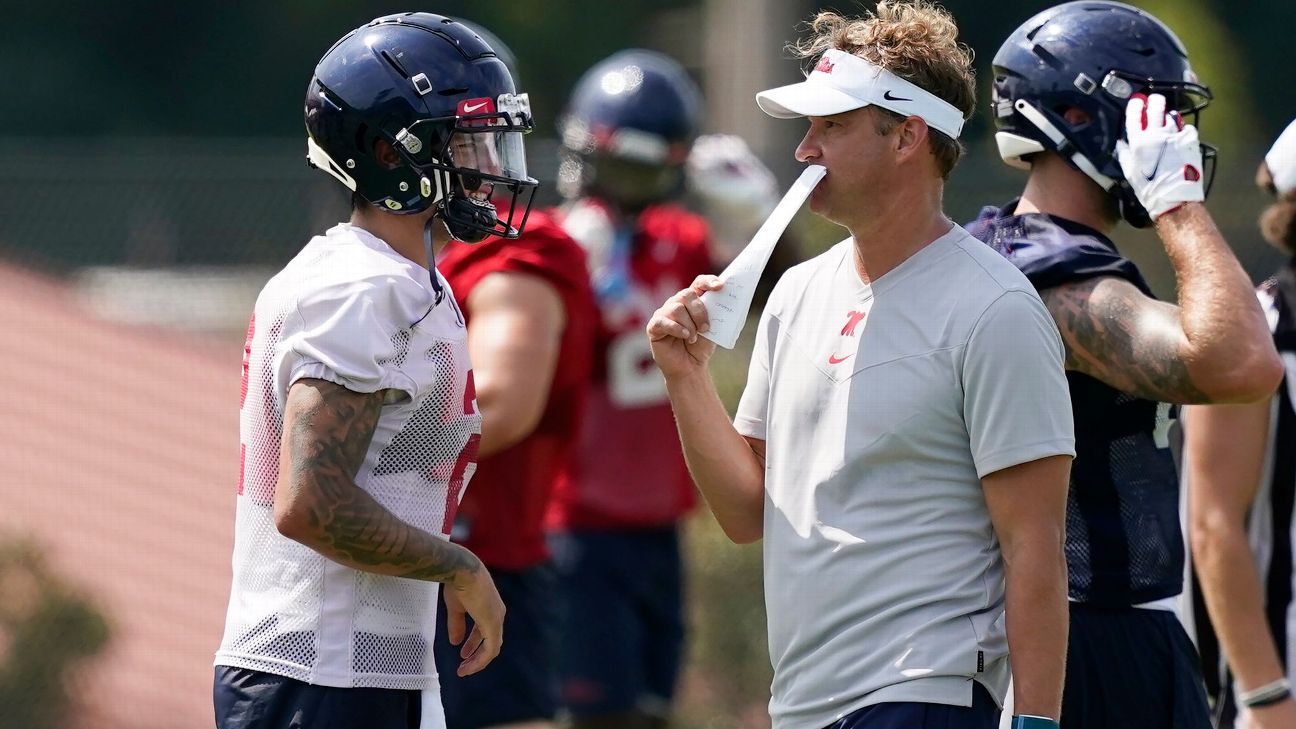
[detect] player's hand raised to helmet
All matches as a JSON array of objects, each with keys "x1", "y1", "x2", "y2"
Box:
[
  {"x1": 647, "y1": 276, "x2": 723, "y2": 379},
  {"x1": 1115, "y1": 93, "x2": 1205, "y2": 221}
]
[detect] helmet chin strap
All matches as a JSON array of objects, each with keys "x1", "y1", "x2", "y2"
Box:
[
  {"x1": 1013, "y1": 100, "x2": 1117, "y2": 191},
  {"x1": 1013, "y1": 98, "x2": 1153, "y2": 228},
  {"x1": 416, "y1": 172, "x2": 494, "y2": 308},
  {"x1": 422, "y1": 217, "x2": 446, "y2": 307}
]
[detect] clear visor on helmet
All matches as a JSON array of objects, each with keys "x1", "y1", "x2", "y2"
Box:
[{"x1": 447, "y1": 129, "x2": 529, "y2": 184}]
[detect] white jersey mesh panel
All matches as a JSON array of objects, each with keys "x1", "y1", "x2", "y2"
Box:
[{"x1": 216, "y1": 225, "x2": 480, "y2": 690}]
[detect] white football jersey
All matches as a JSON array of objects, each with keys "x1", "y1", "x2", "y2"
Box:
[{"x1": 216, "y1": 223, "x2": 481, "y2": 691}]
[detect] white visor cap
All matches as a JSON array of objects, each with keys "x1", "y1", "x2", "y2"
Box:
[
  {"x1": 1266, "y1": 118, "x2": 1296, "y2": 196},
  {"x1": 756, "y1": 49, "x2": 966, "y2": 140}
]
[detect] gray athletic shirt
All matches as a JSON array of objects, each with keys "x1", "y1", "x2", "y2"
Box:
[{"x1": 734, "y1": 227, "x2": 1075, "y2": 729}]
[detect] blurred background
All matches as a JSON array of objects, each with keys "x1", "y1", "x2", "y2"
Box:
[{"x1": 0, "y1": 1, "x2": 1292, "y2": 727}]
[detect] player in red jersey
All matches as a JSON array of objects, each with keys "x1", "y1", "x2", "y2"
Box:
[
  {"x1": 435, "y1": 209, "x2": 595, "y2": 729},
  {"x1": 546, "y1": 50, "x2": 713, "y2": 729},
  {"x1": 430, "y1": 22, "x2": 598, "y2": 729}
]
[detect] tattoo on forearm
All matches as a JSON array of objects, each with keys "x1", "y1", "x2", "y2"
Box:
[
  {"x1": 285, "y1": 381, "x2": 480, "y2": 583},
  {"x1": 1044, "y1": 279, "x2": 1210, "y2": 404}
]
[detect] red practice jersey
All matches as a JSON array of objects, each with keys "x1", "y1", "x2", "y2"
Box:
[
  {"x1": 550, "y1": 201, "x2": 713, "y2": 530},
  {"x1": 439, "y1": 211, "x2": 596, "y2": 570}
]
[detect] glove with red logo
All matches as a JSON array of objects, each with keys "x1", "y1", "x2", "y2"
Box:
[{"x1": 1114, "y1": 93, "x2": 1205, "y2": 221}]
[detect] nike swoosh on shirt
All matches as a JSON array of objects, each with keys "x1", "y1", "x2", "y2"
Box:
[
  {"x1": 462, "y1": 101, "x2": 490, "y2": 113},
  {"x1": 882, "y1": 90, "x2": 911, "y2": 102},
  {"x1": 828, "y1": 353, "x2": 852, "y2": 364},
  {"x1": 1141, "y1": 142, "x2": 1169, "y2": 181}
]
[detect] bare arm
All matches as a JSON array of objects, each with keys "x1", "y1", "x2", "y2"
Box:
[
  {"x1": 982, "y1": 454, "x2": 1071, "y2": 720},
  {"x1": 648, "y1": 276, "x2": 766, "y2": 544},
  {"x1": 665, "y1": 369, "x2": 767, "y2": 544},
  {"x1": 1186, "y1": 401, "x2": 1296, "y2": 725},
  {"x1": 1042, "y1": 205, "x2": 1281, "y2": 404},
  {"x1": 464, "y1": 271, "x2": 565, "y2": 457}
]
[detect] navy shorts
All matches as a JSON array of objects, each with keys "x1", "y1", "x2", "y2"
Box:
[
  {"x1": 213, "y1": 665, "x2": 431, "y2": 729},
  {"x1": 433, "y1": 562, "x2": 559, "y2": 729},
  {"x1": 832, "y1": 683, "x2": 999, "y2": 729},
  {"x1": 549, "y1": 527, "x2": 685, "y2": 717},
  {"x1": 1061, "y1": 604, "x2": 1212, "y2": 729}
]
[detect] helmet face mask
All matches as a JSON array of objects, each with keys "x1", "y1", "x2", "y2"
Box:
[
  {"x1": 587, "y1": 155, "x2": 684, "y2": 210},
  {"x1": 305, "y1": 13, "x2": 538, "y2": 242},
  {"x1": 393, "y1": 94, "x2": 538, "y2": 241},
  {"x1": 989, "y1": 1, "x2": 1216, "y2": 228},
  {"x1": 1100, "y1": 70, "x2": 1212, "y2": 117}
]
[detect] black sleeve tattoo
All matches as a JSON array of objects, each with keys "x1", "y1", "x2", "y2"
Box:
[
  {"x1": 280, "y1": 378, "x2": 480, "y2": 584},
  {"x1": 1042, "y1": 277, "x2": 1211, "y2": 404}
]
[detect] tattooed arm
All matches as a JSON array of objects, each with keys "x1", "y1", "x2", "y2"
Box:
[
  {"x1": 273, "y1": 378, "x2": 477, "y2": 583},
  {"x1": 273, "y1": 378, "x2": 504, "y2": 675},
  {"x1": 1041, "y1": 206, "x2": 1281, "y2": 404}
]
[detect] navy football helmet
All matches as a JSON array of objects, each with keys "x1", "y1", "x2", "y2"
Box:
[
  {"x1": 991, "y1": 1, "x2": 1215, "y2": 228},
  {"x1": 557, "y1": 49, "x2": 702, "y2": 210},
  {"x1": 453, "y1": 18, "x2": 518, "y2": 83},
  {"x1": 305, "y1": 13, "x2": 537, "y2": 243}
]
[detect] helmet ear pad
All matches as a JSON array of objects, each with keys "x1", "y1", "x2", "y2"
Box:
[
  {"x1": 1060, "y1": 106, "x2": 1091, "y2": 127},
  {"x1": 372, "y1": 138, "x2": 403, "y2": 171}
]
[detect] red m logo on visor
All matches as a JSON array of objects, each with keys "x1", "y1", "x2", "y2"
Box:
[{"x1": 815, "y1": 57, "x2": 835, "y2": 74}]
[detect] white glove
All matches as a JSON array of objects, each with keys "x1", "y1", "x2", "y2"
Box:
[
  {"x1": 560, "y1": 198, "x2": 617, "y2": 273},
  {"x1": 1114, "y1": 93, "x2": 1205, "y2": 220},
  {"x1": 686, "y1": 134, "x2": 779, "y2": 261},
  {"x1": 686, "y1": 134, "x2": 778, "y2": 226}
]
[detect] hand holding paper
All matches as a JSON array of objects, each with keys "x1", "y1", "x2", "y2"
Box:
[{"x1": 700, "y1": 164, "x2": 826, "y2": 349}]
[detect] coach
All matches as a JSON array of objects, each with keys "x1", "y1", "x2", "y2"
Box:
[{"x1": 647, "y1": 4, "x2": 1075, "y2": 729}]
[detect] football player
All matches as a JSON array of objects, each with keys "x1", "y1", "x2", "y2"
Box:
[
  {"x1": 431, "y1": 19, "x2": 598, "y2": 729},
  {"x1": 967, "y1": 3, "x2": 1283, "y2": 727},
  {"x1": 1186, "y1": 118, "x2": 1296, "y2": 728},
  {"x1": 214, "y1": 14, "x2": 537, "y2": 729},
  {"x1": 547, "y1": 49, "x2": 712, "y2": 729}
]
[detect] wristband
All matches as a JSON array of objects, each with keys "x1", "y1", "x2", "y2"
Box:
[
  {"x1": 1010, "y1": 716, "x2": 1060, "y2": 729},
  {"x1": 1240, "y1": 678, "x2": 1292, "y2": 708}
]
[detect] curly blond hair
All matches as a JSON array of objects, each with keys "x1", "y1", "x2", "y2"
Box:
[
  {"x1": 791, "y1": 2, "x2": 975, "y2": 177},
  {"x1": 1258, "y1": 162, "x2": 1296, "y2": 255}
]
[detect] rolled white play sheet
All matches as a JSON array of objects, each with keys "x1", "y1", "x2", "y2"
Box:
[{"x1": 700, "y1": 164, "x2": 826, "y2": 349}]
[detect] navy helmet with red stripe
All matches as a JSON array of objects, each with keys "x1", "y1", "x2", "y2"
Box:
[
  {"x1": 305, "y1": 13, "x2": 537, "y2": 242},
  {"x1": 557, "y1": 49, "x2": 702, "y2": 210},
  {"x1": 990, "y1": 1, "x2": 1215, "y2": 228}
]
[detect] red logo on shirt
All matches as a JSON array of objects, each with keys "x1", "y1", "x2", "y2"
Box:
[
  {"x1": 840, "y1": 309, "x2": 867, "y2": 336},
  {"x1": 815, "y1": 56, "x2": 835, "y2": 74},
  {"x1": 829, "y1": 308, "x2": 870, "y2": 363},
  {"x1": 829, "y1": 310, "x2": 867, "y2": 365}
]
